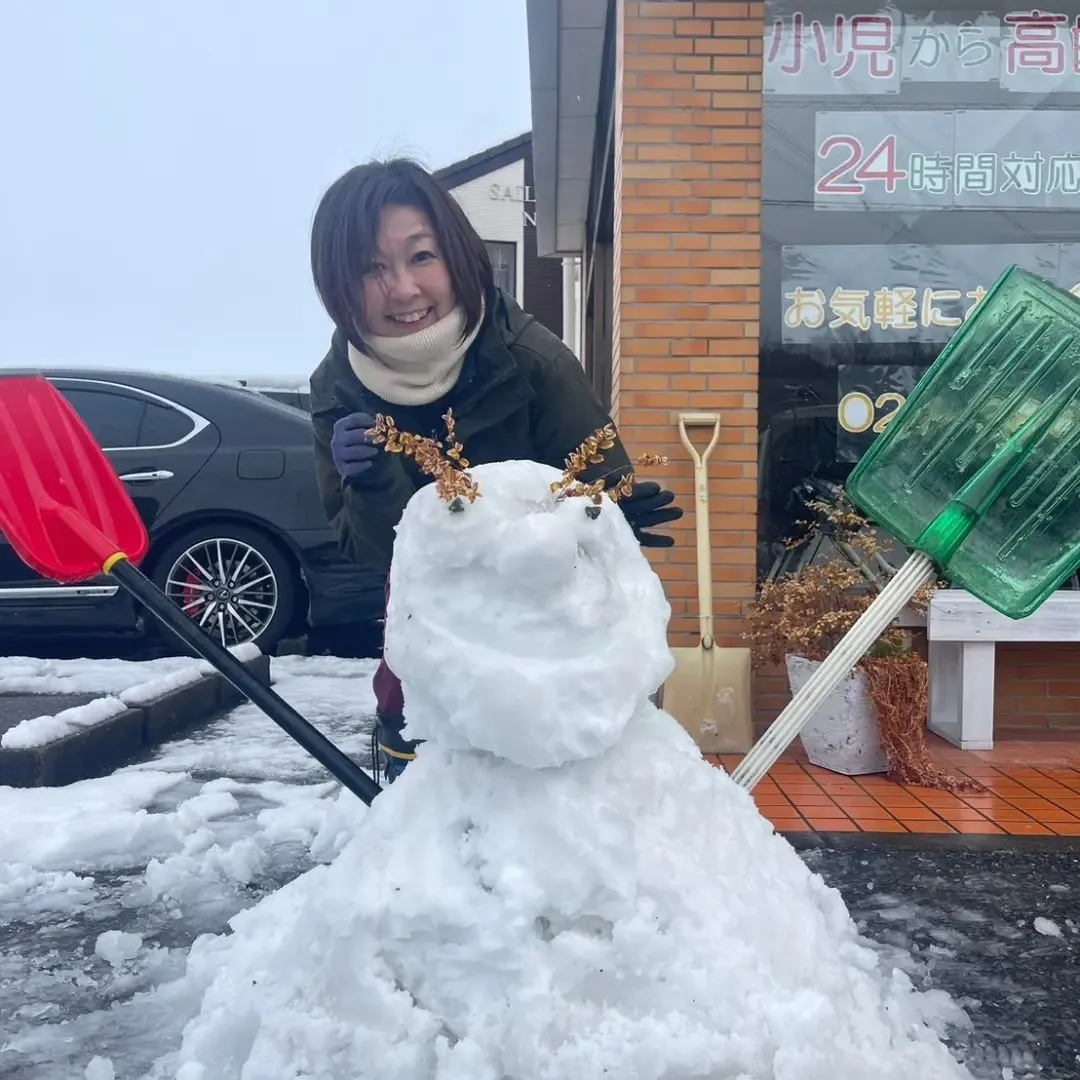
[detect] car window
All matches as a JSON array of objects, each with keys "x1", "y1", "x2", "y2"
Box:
[
  {"x1": 139, "y1": 400, "x2": 194, "y2": 446},
  {"x1": 57, "y1": 387, "x2": 145, "y2": 448}
]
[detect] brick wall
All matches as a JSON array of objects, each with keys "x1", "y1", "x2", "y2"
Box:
[
  {"x1": 614, "y1": 0, "x2": 763, "y2": 648},
  {"x1": 997, "y1": 646, "x2": 1080, "y2": 731}
]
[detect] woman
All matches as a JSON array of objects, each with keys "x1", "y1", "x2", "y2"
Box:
[{"x1": 308, "y1": 158, "x2": 682, "y2": 783}]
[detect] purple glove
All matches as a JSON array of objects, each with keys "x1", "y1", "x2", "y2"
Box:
[{"x1": 331, "y1": 412, "x2": 381, "y2": 479}]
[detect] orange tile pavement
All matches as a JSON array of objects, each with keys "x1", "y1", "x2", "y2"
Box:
[{"x1": 711, "y1": 735, "x2": 1080, "y2": 838}]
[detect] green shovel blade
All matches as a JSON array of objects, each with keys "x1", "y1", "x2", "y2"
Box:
[{"x1": 847, "y1": 265, "x2": 1080, "y2": 620}]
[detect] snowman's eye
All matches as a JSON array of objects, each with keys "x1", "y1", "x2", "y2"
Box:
[
  {"x1": 448, "y1": 497, "x2": 466, "y2": 514},
  {"x1": 585, "y1": 504, "x2": 602, "y2": 520}
]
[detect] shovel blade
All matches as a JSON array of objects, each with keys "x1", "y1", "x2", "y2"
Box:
[
  {"x1": 0, "y1": 375, "x2": 149, "y2": 583},
  {"x1": 661, "y1": 645, "x2": 754, "y2": 754}
]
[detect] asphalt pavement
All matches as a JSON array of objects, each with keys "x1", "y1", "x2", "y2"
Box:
[{"x1": 803, "y1": 837, "x2": 1080, "y2": 1079}]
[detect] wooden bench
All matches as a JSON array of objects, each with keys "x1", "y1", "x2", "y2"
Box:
[{"x1": 927, "y1": 589, "x2": 1080, "y2": 750}]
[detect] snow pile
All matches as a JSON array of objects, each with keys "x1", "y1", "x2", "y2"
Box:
[
  {"x1": 85, "y1": 1056, "x2": 116, "y2": 1080},
  {"x1": 0, "y1": 654, "x2": 197, "y2": 695},
  {"x1": 0, "y1": 642, "x2": 264, "y2": 748},
  {"x1": 123, "y1": 641, "x2": 263, "y2": 706},
  {"x1": 161, "y1": 460, "x2": 973, "y2": 1079},
  {"x1": 95, "y1": 930, "x2": 143, "y2": 967},
  {"x1": 0, "y1": 696, "x2": 131, "y2": 750}
]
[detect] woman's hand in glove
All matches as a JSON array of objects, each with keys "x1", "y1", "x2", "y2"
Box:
[{"x1": 616, "y1": 480, "x2": 683, "y2": 548}]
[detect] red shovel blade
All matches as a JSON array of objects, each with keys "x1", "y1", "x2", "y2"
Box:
[{"x1": 0, "y1": 375, "x2": 149, "y2": 583}]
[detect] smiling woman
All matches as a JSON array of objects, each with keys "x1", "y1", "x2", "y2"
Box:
[{"x1": 306, "y1": 157, "x2": 684, "y2": 785}]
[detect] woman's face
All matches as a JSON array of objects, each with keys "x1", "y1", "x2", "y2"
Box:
[{"x1": 355, "y1": 205, "x2": 456, "y2": 338}]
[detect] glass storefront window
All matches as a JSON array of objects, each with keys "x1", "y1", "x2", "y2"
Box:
[{"x1": 758, "y1": 2, "x2": 1080, "y2": 579}]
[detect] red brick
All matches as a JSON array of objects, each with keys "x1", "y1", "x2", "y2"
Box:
[{"x1": 616, "y1": 0, "x2": 763, "y2": 663}]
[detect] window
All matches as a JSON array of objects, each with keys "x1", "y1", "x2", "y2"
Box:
[
  {"x1": 758, "y1": 0, "x2": 1080, "y2": 578},
  {"x1": 58, "y1": 387, "x2": 145, "y2": 449},
  {"x1": 138, "y1": 400, "x2": 194, "y2": 446},
  {"x1": 56, "y1": 385, "x2": 195, "y2": 448},
  {"x1": 485, "y1": 241, "x2": 516, "y2": 296}
]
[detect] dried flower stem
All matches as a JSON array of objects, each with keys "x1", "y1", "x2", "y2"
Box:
[
  {"x1": 744, "y1": 491, "x2": 973, "y2": 793},
  {"x1": 367, "y1": 410, "x2": 480, "y2": 504},
  {"x1": 744, "y1": 491, "x2": 942, "y2": 668},
  {"x1": 551, "y1": 425, "x2": 668, "y2": 504}
]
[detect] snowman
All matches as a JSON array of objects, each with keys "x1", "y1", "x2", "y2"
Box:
[{"x1": 163, "y1": 417, "x2": 974, "y2": 1080}]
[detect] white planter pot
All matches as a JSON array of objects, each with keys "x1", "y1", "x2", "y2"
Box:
[{"x1": 784, "y1": 655, "x2": 888, "y2": 776}]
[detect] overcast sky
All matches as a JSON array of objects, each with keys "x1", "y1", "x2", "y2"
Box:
[{"x1": 0, "y1": 1, "x2": 532, "y2": 382}]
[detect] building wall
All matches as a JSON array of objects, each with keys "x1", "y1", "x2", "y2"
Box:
[
  {"x1": 447, "y1": 153, "x2": 572, "y2": 349},
  {"x1": 614, "y1": 0, "x2": 764, "y2": 648},
  {"x1": 996, "y1": 647, "x2": 1080, "y2": 732},
  {"x1": 604, "y1": 1, "x2": 1080, "y2": 738},
  {"x1": 520, "y1": 148, "x2": 564, "y2": 342},
  {"x1": 448, "y1": 160, "x2": 527, "y2": 308}
]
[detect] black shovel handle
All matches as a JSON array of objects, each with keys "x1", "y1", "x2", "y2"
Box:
[{"x1": 110, "y1": 558, "x2": 382, "y2": 805}]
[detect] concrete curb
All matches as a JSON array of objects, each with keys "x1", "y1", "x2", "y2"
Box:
[
  {"x1": 785, "y1": 829, "x2": 1080, "y2": 853},
  {"x1": 0, "y1": 652, "x2": 271, "y2": 788}
]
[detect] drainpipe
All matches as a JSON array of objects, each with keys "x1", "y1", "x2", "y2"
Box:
[{"x1": 562, "y1": 257, "x2": 580, "y2": 358}]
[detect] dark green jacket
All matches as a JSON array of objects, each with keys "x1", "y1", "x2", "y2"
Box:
[{"x1": 309, "y1": 289, "x2": 631, "y2": 577}]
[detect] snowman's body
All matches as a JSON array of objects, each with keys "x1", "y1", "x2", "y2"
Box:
[{"x1": 167, "y1": 460, "x2": 972, "y2": 1080}]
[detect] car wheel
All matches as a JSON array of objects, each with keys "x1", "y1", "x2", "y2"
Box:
[{"x1": 149, "y1": 524, "x2": 299, "y2": 652}]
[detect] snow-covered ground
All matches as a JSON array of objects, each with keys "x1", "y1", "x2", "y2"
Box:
[
  {"x1": 0, "y1": 654, "x2": 200, "y2": 697},
  {"x1": 0, "y1": 654, "x2": 378, "y2": 1080},
  {"x1": 0, "y1": 645, "x2": 1064, "y2": 1079}
]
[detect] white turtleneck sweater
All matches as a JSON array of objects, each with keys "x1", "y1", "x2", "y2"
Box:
[{"x1": 347, "y1": 301, "x2": 484, "y2": 406}]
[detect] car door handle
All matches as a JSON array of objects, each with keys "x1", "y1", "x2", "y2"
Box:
[{"x1": 118, "y1": 469, "x2": 174, "y2": 483}]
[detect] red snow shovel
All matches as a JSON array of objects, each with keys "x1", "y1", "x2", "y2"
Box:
[{"x1": 0, "y1": 374, "x2": 381, "y2": 805}]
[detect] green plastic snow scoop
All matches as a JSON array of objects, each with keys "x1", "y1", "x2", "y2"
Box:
[{"x1": 733, "y1": 266, "x2": 1080, "y2": 790}]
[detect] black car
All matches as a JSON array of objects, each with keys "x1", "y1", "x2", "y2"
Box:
[{"x1": 0, "y1": 368, "x2": 385, "y2": 653}]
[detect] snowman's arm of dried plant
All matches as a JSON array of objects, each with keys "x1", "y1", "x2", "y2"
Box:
[
  {"x1": 367, "y1": 411, "x2": 480, "y2": 504},
  {"x1": 552, "y1": 437, "x2": 669, "y2": 505},
  {"x1": 605, "y1": 454, "x2": 669, "y2": 504},
  {"x1": 553, "y1": 424, "x2": 618, "y2": 487}
]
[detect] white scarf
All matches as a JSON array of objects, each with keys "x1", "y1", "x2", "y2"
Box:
[{"x1": 347, "y1": 301, "x2": 484, "y2": 407}]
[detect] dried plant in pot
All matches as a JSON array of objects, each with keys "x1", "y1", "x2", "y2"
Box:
[{"x1": 744, "y1": 493, "x2": 978, "y2": 792}]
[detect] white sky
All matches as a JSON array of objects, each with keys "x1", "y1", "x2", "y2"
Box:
[{"x1": 0, "y1": 1, "x2": 532, "y2": 379}]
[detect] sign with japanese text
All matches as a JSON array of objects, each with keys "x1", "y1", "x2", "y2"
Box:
[
  {"x1": 766, "y1": 9, "x2": 1080, "y2": 95},
  {"x1": 779, "y1": 242, "x2": 1080, "y2": 343},
  {"x1": 835, "y1": 364, "x2": 921, "y2": 462},
  {"x1": 812, "y1": 110, "x2": 1080, "y2": 210},
  {"x1": 760, "y1": 3, "x2": 1080, "y2": 502}
]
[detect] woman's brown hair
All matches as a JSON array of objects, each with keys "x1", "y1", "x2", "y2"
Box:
[{"x1": 310, "y1": 158, "x2": 493, "y2": 349}]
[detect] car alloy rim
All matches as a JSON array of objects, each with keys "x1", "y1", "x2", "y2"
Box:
[{"x1": 164, "y1": 538, "x2": 279, "y2": 647}]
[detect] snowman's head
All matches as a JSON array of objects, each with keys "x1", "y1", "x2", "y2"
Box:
[{"x1": 380, "y1": 425, "x2": 674, "y2": 769}]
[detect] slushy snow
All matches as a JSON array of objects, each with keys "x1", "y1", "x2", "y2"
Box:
[{"x1": 162, "y1": 459, "x2": 974, "y2": 1079}]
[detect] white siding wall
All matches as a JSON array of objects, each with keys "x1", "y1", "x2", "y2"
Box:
[{"x1": 447, "y1": 160, "x2": 526, "y2": 307}]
